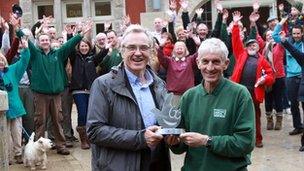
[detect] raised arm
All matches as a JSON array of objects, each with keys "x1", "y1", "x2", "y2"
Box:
[
  {"x1": 281, "y1": 31, "x2": 304, "y2": 66},
  {"x1": 231, "y1": 11, "x2": 245, "y2": 60}
]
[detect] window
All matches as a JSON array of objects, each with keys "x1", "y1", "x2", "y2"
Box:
[
  {"x1": 96, "y1": 23, "x2": 105, "y2": 33},
  {"x1": 66, "y1": 3, "x2": 83, "y2": 18},
  {"x1": 200, "y1": 1, "x2": 212, "y2": 30},
  {"x1": 37, "y1": 5, "x2": 53, "y2": 19},
  {"x1": 95, "y1": 2, "x2": 111, "y2": 16}
]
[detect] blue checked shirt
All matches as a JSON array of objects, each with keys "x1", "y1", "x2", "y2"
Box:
[{"x1": 125, "y1": 68, "x2": 157, "y2": 128}]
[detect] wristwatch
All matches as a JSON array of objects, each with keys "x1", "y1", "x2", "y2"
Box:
[{"x1": 206, "y1": 136, "x2": 213, "y2": 148}]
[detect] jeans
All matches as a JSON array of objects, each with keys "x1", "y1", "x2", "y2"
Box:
[
  {"x1": 265, "y1": 77, "x2": 285, "y2": 114},
  {"x1": 286, "y1": 76, "x2": 304, "y2": 129},
  {"x1": 73, "y1": 93, "x2": 90, "y2": 126}
]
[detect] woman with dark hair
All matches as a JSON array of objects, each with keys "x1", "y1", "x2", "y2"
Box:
[{"x1": 69, "y1": 38, "x2": 108, "y2": 149}]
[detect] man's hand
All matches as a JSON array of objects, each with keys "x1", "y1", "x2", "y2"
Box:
[
  {"x1": 215, "y1": 0, "x2": 223, "y2": 13},
  {"x1": 165, "y1": 135, "x2": 180, "y2": 146},
  {"x1": 222, "y1": 9, "x2": 229, "y2": 23},
  {"x1": 169, "y1": 0, "x2": 177, "y2": 11},
  {"x1": 278, "y1": 3, "x2": 284, "y2": 12},
  {"x1": 180, "y1": 132, "x2": 209, "y2": 147},
  {"x1": 249, "y1": 12, "x2": 260, "y2": 23},
  {"x1": 254, "y1": 75, "x2": 266, "y2": 87},
  {"x1": 20, "y1": 37, "x2": 29, "y2": 49},
  {"x1": 195, "y1": 8, "x2": 204, "y2": 18},
  {"x1": 80, "y1": 20, "x2": 93, "y2": 36},
  {"x1": 279, "y1": 31, "x2": 287, "y2": 42},
  {"x1": 144, "y1": 126, "x2": 163, "y2": 148},
  {"x1": 280, "y1": 17, "x2": 288, "y2": 25},
  {"x1": 253, "y1": 0, "x2": 260, "y2": 12},
  {"x1": 104, "y1": 21, "x2": 112, "y2": 31},
  {"x1": 179, "y1": 0, "x2": 189, "y2": 12},
  {"x1": 232, "y1": 11, "x2": 243, "y2": 24}
]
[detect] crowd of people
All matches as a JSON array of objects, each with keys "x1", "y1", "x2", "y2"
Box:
[{"x1": 1, "y1": 0, "x2": 304, "y2": 170}]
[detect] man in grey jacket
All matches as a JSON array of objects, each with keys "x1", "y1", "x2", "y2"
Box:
[{"x1": 87, "y1": 24, "x2": 171, "y2": 171}]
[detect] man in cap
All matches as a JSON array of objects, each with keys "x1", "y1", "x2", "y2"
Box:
[
  {"x1": 231, "y1": 11, "x2": 274, "y2": 148},
  {"x1": 267, "y1": 16, "x2": 278, "y2": 31}
]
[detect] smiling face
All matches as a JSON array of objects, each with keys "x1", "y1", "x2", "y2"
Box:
[
  {"x1": 38, "y1": 34, "x2": 51, "y2": 52},
  {"x1": 197, "y1": 53, "x2": 229, "y2": 89},
  {"x1": 121, "y1": 32, "x2": 151, "y2": 77},
  {"x1": 173, "y1": 42, "x2": 187, "y2": 58},
  {"x1": 246, "y1": 42, "x2": 259, "y2": 56},
  {"x1": 79, "y1": 41, "x2": 90, "y2": 55}
]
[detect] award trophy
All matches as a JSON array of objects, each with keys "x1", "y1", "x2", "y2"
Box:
[{"x1": 151, "y1": 93, "x2": 185, "y2": 135}]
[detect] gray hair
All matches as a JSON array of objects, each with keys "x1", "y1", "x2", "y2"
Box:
[
  {"x1": 120, "y1": 24, "x2": 153, "y2": 47},
  {"x1": 95, "y1": 32, "x2": 107, "y2": 39},
  {"x1": 198, "y1": 38, "x2": 229, "y2": 61}
]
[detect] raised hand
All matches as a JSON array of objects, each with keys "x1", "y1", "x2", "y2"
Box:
[
  {"x1": 222, "y1": 9, "x2": 229, "y2": 23},
  {"x1": 280, "y1": 16, "x2": 288, "y2": 25},
  {"x1": 253, "y1": 0, "x2": 260, "y2": 12},
  {"x1": 169, "y1": 0, "x2": 177, "y2": 11},
  {"x1": 233, "y1": 11, "x2": 243, "y2": 24},
  {"x1": 195, "y1": 8, "x2": 204, "y2": 17},
  {"x1": 162, "y1": 19, "x2": 168, "y2": 28},
  {"x1": 104, "y1": 21, "x2": 112, "y2": 31},
  {"x1": 279, "y1": 31, "x2": 287, "y2": 42},
  {"x1": 81, "y1": 20, "x2": 93, "y2": 36},
  {"x1": 179, "y1": 0, "x2": 189, "y2": 12},
  {"x1": 65, "y1": 24, "x2": 74, "y2": 35},
  {"x1": 9, "y1": 13, "x2": 20, "y2": 29},
  {"x1": 215, "y1": 0, "x2": 223, "y2": 13},
  {"x1": 278, "y1": 3, "x2": 284, "y2": 11},
  {"x1": 20, "y1": 37, "x2": 29, "y2": 49},
  {"x1": 249, "y1": 12, "x2": 260, "y2": 23},
  {"x1": 122, "y1": 15, "x2": 131, "y2": 26}
]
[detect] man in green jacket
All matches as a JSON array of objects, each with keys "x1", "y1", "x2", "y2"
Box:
[
  {"x1": 166, "y1": 38, "x2": 255, "y2": 171},
  {"x1": 15, "y1": 21, "x2": 92, "y2": 155}
]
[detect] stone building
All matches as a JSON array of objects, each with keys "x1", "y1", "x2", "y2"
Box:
[{"x1": 0, "y1": 0, "x2": 301, "y2": 35}]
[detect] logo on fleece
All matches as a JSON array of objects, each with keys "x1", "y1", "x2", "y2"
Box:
[{"x1": 213, "y1": 109, "x2": 226, "y2": 118}]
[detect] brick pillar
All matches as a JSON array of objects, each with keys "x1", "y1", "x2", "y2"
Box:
[{"x1": 0, "y1": 91, "x2": 9, "y2": 171}]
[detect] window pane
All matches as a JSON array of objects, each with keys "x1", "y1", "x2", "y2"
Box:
[
  {"x1": 96, "y1": 23, "x2": 105, "y2": 33},
  {"x1": 37, "y1": 5, "x2": 54, "y2": 19},
  {"x1": 95, "y1": 2, "x2": 111, "y2": 16},
  {"x1": 66, "y1": 4, "x2": 83, "y2": 18}
]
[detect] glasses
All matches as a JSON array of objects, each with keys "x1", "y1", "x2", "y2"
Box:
[{"x1": 123, "y1": 44, "x2": 150, "y2": 52}]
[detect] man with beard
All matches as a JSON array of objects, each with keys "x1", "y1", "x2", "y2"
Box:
[
  {"x1": 231, "y1": 11, "x2": 274, "y2": 148},
  {"x1": 87, "y1": 24, "x2": 171, "y2": 170}
]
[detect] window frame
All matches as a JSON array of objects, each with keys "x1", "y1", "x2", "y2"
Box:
[{"x1": 62, "y1": 1, "x2": 84, "y2": 23}]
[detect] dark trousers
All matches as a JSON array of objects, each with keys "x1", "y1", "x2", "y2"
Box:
[
  {"x1": 33, "y1": 92, "x2": 66, "y2": 149},
  {"x1": 47, "y1": 87, "x2": 74, "y2": 140},
  {"x1": 286, "y1": 76, "x2": 304, "y2": 129},
  {"x1": 73, "y1": 93, "x2": 89, "y2": 126},
  {"x1": 265, "y1": 77, "x2": 285, "y2": 114},
  {"x1": 19, "y1": 86, "x2": 35, "y2": 141}
]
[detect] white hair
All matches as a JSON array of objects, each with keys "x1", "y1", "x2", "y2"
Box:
[
  {"x1": 198, "y1": 38, "x2": 229, "y2": 61},
  {"x1": 120, "y1": 24, "x2": 153, "y2": 47},
  {"x1": 95, "y1": 32, "x2": 107, "y2": 39}
]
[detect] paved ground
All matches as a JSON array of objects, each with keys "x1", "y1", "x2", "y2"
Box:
[{"x1": 10, "y1": 105, "x2": 304, "y2": 171}]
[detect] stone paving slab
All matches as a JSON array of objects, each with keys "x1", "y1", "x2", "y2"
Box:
[{"x1": 9, "y1": 106, "x2": 304, "y2": 171}]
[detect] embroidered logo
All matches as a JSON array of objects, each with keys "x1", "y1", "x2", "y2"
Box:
[{"x1": 213, "y1": 109, "x2": 226, "y2": 118}]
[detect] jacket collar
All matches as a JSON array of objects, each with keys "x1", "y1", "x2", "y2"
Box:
[{"x1": 110, "y1": 63, "x2": 165, "y2": 107}]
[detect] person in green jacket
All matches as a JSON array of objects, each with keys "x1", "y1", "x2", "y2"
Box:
[
  {"x1": 0, "y1": 38, "x2": 30, "y2": 164},
  {"x1": 14, "y1": 20, "x2": 93, "y2": 155},
  {"x1": 166, "y1": 38, "x2": 255, "y2": 171}
]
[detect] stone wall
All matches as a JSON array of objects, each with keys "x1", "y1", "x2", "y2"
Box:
[{"x1": 0, "y1": 91, "x2": 9, "y2": 171}]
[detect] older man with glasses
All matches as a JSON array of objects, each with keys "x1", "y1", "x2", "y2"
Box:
[{"x1": 87, "y1": 24, "x2": 171, "y2": 171}]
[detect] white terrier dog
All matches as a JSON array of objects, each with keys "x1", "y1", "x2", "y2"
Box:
[{"x1": 23, "y1": 132, "x2": 53, "y2": 170}]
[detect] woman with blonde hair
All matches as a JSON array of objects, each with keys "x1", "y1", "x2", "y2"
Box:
[{"x1": 157, "y1": 41, "x2": 197, "y2": 97}]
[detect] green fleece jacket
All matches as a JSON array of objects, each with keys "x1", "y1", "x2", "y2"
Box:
[
  {"x1": 3, "y1": 49, "x2": 30, "y2": 119},
  {"x1": 17, "y1": 30, "x2": 82, "y2": 94},
  {"x1": 171, "y1": 78, "x2": 255, "y2": 171}
]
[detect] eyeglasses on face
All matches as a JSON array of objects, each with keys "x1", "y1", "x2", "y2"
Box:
[{"x1": 123, "y1": 44, "x2": 150, "y2": 52}]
